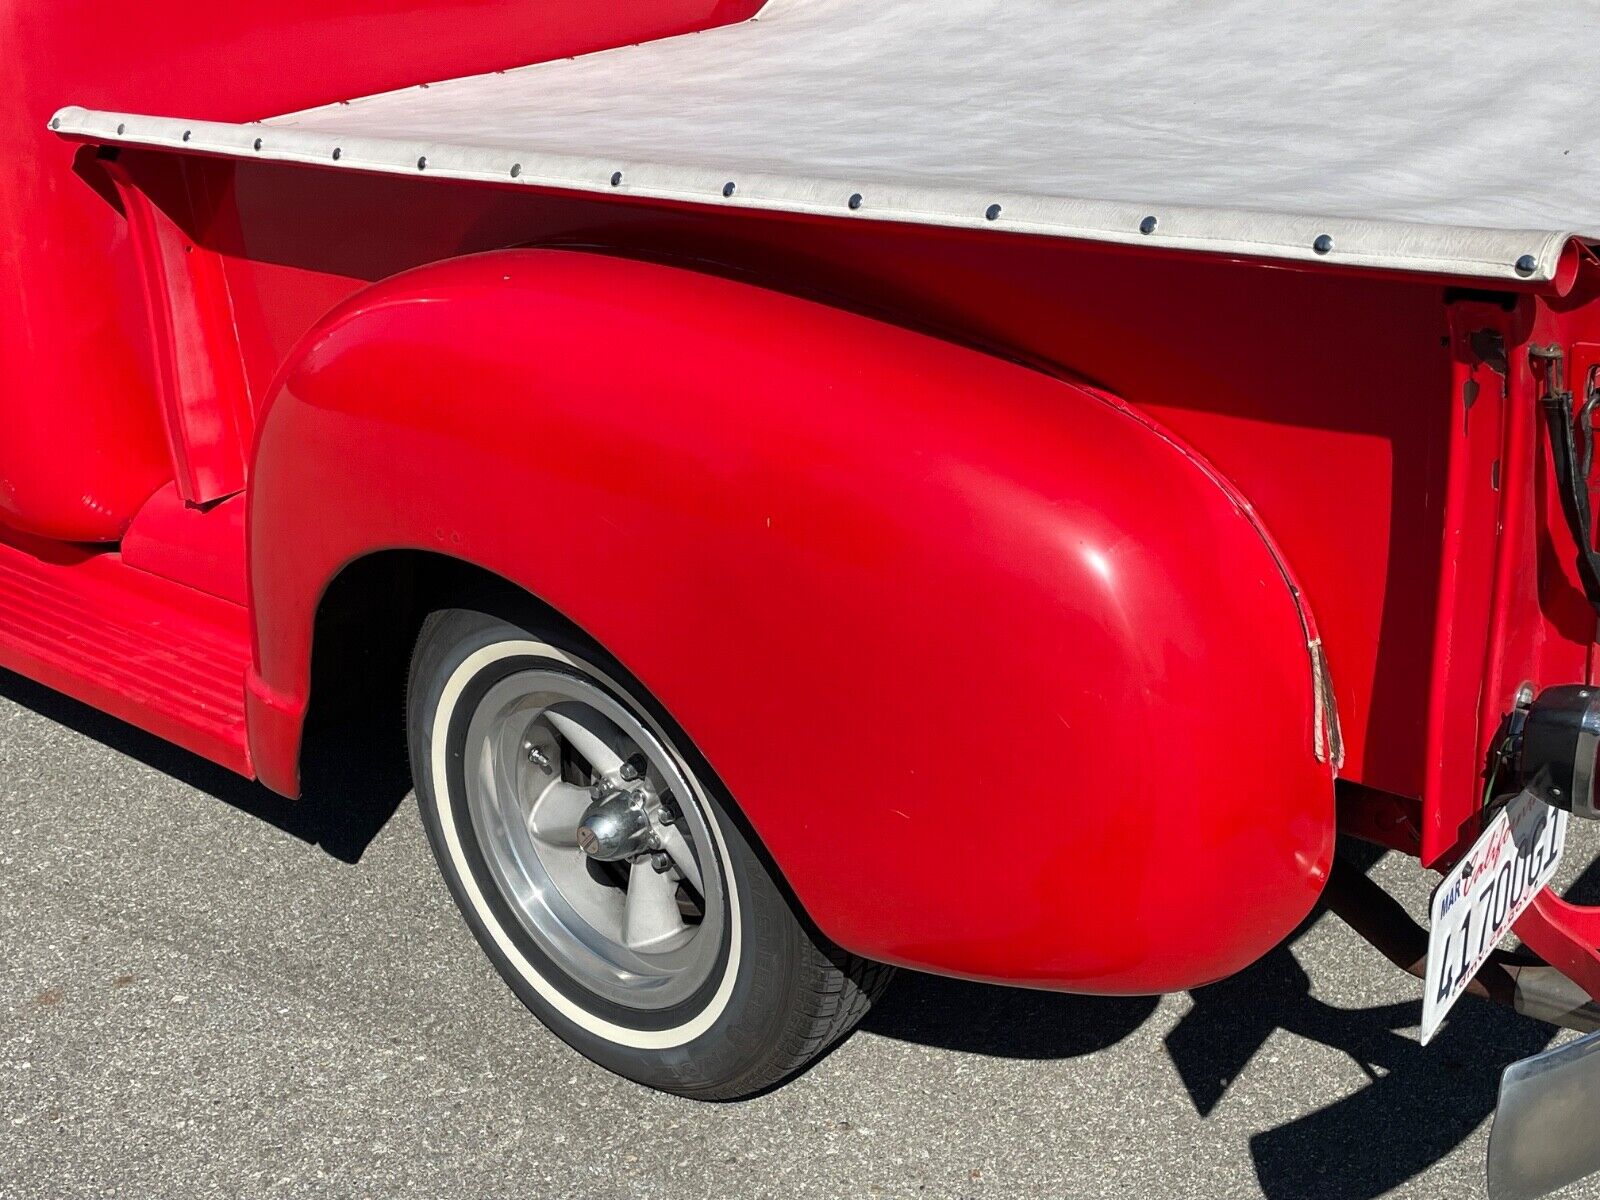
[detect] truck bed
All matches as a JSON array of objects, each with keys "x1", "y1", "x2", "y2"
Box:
[{"x1": 54, "y1": 0, "x2": 1600, "y2": 282}]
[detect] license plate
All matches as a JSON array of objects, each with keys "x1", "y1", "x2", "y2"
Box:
[{"x1": 1422, "y1": 791, "x2": 1568, "y2": 1044}]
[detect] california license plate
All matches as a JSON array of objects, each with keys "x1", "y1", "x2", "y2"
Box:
[{"x1": 1422, "y1": 792, "x2": 1567, "y2": 1044}]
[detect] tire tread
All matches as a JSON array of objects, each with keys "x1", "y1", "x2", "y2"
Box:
[{"x1": 691, "y1": 944, "x2": 896, "y2": 1100}]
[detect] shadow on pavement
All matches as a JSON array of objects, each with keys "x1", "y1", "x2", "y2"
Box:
[
  {"x1": 0, "y1": 666, "x2": 408, "y2": 863},
  {"x1": 863, "y1": 837, "x2": 1597, "y2": 1198},
  {"x1": 863, "y1": 973, "x2": 1160, "y2": 1059},
  {"x1": 1171, "y1": 928, "x2": 1553, "y2": 1200},
  {"x1": 2, "y1": 663, "x2": 1593, "y2": 1196},
  {"x1": 1223, "y1": 840, "x2": 1600, "y2": 1199}
]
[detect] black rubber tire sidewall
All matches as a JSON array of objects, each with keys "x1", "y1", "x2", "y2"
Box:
[{"x1": 408, "y1": 607, "x2": 811, "y2": 1096}]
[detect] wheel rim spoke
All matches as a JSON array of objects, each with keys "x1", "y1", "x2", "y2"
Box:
[
  {"x1": 527, "y1": 781, "x2": 591, "y2": 846},
  {"x1": 546, "y1": 709, "x2": 625, "y2": 780},
  {"x1": 623, "y1": 859, "x2": 686, "y2": 950},
  {"x1": 655, "y1": 822, "x2": 704, "y2": 895},
  {"x1": 461, "y1": 667, "x2": 725, "y2": 1010}
]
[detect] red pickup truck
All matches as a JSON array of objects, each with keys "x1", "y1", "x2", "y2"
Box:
[{"x1": 8, "y1": 2, "x2": 1600, "y2": 1194}]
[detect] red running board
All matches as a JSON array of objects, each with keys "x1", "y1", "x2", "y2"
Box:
[{"x1": 0, "y1": 529, "x2": 251, "y2": 775}]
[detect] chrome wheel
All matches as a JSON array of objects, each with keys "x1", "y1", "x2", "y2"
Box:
[{"x1": 459, "y1": 668, "x2": 727, "y2": 1012}]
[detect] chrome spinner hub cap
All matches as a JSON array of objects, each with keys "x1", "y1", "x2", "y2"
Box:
[
  {"x1": 576, "y1": 787, "x2": 659, "y2": 862},
  {"x1": 461, "y1": 668, "x2": 725, "y2": 1012}
]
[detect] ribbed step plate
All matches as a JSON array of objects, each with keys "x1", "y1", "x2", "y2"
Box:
[{"x1": 0, "y1": 531, "x2": 251, "y2": 773}]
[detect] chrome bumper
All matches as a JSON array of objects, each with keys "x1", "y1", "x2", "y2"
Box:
[{"x1": 1489, "y1": 1027, "x2": 1600, "y2": 1200}]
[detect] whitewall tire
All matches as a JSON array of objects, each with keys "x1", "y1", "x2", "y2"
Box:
[{"x1": 407, "y1": 605, "x2": 893, "y2": 1098}]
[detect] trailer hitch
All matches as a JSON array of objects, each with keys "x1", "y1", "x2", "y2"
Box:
[{"x1": 1532, "y1": 344, "x2": 1600, "y2": 616}]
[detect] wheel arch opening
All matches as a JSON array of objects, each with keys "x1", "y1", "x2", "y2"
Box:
[
  {"x1": 295, "y1": 549, "x2": 829, "y2": 940},
  {"x1": 293, "y1": 550, "x2": 543, "y2": 861}
]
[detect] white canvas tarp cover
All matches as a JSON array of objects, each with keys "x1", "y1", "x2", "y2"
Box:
[{"x1": 55, "y1": 0, "x2": 1600, "y2": 282}]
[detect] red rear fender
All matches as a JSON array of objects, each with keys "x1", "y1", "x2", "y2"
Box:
[{"x1": 248, "y1": 249, "x2": 1336, "y2": 992}]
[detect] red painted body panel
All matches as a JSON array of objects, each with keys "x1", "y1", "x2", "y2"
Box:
[
  {"x1": 148, "y1": 153, "x2": 1599, "y2": 882},
  {"x1": 1398, "y1": 257, "x2": 1600, "y2": 871},
  {"x1": 246, "y1": 249, "x2": 1336, "y2": 991},
  {"x1": 0, "y1": 0, "x2": 760, "y2": 539},
  {"x1": 0, "y1": 525, "x2": 251, "y2": 772},
  {"x1": 5, "y1": 11, "x2": 1600, "y2": 993},
  {"x1": 103, "y1": 155, "x2": 254, "y2": 505},
  {"x1": 122, "y1": 483, "x2": 248, "y2": 606},
  {"x1": 200, "y1": 159, "x2": 1456, "y2": 805}
]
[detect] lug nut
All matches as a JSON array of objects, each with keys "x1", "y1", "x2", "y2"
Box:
[
  {"x1": 620, "y1": 753, "x2": 648, "y2": 782},
  {"x1": 651, "y1": 851, "x2": 672, "y2": 873}
]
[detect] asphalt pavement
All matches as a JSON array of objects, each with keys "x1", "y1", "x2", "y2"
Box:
[{"x1": 3, "y1": 666, "x2": 1599, "y2": 1200}]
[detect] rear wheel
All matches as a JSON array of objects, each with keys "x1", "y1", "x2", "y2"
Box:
[{"x1": 407, "y1": 606, "x2": 892, "y2": 1098}]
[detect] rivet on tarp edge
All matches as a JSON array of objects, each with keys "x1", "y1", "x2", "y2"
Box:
[
  {"x1": 611, "y1": 171, "x2": 622, "y2": 187},
  {"x1": 49, "y1": 117, "x2": 59, "y2": 130},
  {"x1": 116, "y1": 123, "x2": 125, "y2": 135},
  {"x1": 183, "y1": 130, "x2": 192, "y2": 142},
  {"x1": 253, "y1": 137, "x2": 263, "y2": 151},
  {"x1": 332, "y1": 147, "x2": 341, "y2": 160},
  {"x1": 1139, "y1": 216, "x2": 1157, "y2": 235},
  {"x1": 985, "y1": 204, "x2": 1002, "y2": 221},
  {"x1": 1313, "y1": 234, "x2": 1334, "y2": 254},
  {"x1": 722, "y1": 181, "x2": 736, "y2": 197},
  {"x1": 1515, "y1": 254, "x2": 1538, "y2": 277},
  {"x1": 848, "y1": 193, "x2": 863, "y2": 210},
  {"x1": 417, "y1": 156, "x2": 428, "y2": 171},
  {"x1": 510, "y1": 163, "x2": 521, "y2": 178}
]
